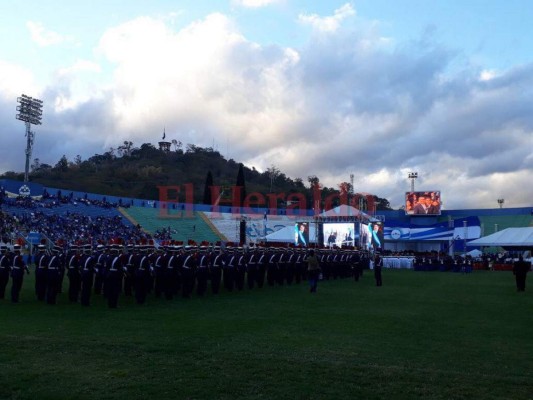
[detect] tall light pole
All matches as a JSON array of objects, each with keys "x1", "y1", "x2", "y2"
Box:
[
  {"x1": 16, "y1": 94, "x2": 43, "y2": 182},
  {"x1": 408, "y1": 172, "x2": 418, "y2": 192},
  {"x1": 349, "y1": 173, "x2": 354, "y2": 205},
  {"x1": 497, "y1": 198, "x2": 504, "y2": 209}
]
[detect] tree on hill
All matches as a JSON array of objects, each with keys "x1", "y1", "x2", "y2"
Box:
[
  {"x1": 54, "y1": 155, "x2": 69, "y2": 172},
  {"x1": 235, "y1": 163, "x2": 246, "y2": 206},
  {"x1": 203, "y1": 170, "x2": 214, "y2": 205},
  {"x1": 0, "y1": 141, "x2": 395, "y2": 210}
]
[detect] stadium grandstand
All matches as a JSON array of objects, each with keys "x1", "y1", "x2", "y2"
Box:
[{"x1": 1, "y1": 178, "x2": 532, "y2": 256}]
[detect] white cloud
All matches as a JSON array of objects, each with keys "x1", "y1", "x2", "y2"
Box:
[
  {"x1": 57, "y1": 60, "x2": 101, "y2": 76},
  {"x1": 94, "y1": 13, "x2": 302, "y2": 149},
  {"x1": 298, "y1": 3, "x2": 355, "y2": 33},
  {"x1": 233, "y1": 0, "x2": 282, "y2": 8},
  {"x1": 26, "y1": 21, "x2": 76, "y2": 47},
  {"x1": 0, "y1": 61, "x2": 38, "y2": 99},
  {"x1": 1, "y1": 9, "x2": 532, "y2": 210},
  {"x1": 44, "y1": 60, "x2": 103, "y2": 112},
  {"x1": 479, "y1": 69, "x2": 498, "y2": 81}
]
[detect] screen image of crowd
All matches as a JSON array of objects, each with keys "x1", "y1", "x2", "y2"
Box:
[{"x1": 405, "y1": 191, "x2": 441, "y2": 216}]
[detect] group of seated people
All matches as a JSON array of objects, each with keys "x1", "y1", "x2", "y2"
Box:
[
  {"x1": 42, "y1": 190, "x2": 131, "y2": 209},
  {"x1": 1, "y1": 210, "x2": 152, "y2": 248},
  {"x1": 0, "y1": 188, "x2": 133, "y2": 211},
  {"x1": 153, "y1": 227, "x2": 177, "y2": 241}
]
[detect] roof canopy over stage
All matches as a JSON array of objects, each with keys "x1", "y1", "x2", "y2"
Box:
[{"x1": 317, "y1": 205, "x2": 373, "y2": 221}]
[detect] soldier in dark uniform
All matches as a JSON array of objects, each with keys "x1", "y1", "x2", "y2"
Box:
[
  {"x1": 146, "y1": 245, "x2": 157, "y2": 294},
  {"x1": 123, "y1": 245, "x2": 136, "y2": 297},
  {"x1": 339, "y1": 250, "x2": 349, "y2": 278},
  {"x1": 45, "y1": 246, "x2": 62, "y2": 305},
  {"x1": 324, "y1": 250, "x2": 333, "y2": 280},
  {"x1": 181, "y1": 246, "x2": 197, "y2": 298},
  {"x1": 331, "y1": 249, "x2": 340, "y2": 279},
  {"x1": 66, "y1": 245, "x2": 81, "y2": 302},
  {"x1": 246, "y1": 247, "x2": 257, "y2": 290},
  {"x1": 256, "y1": 247, "x2": 266, "y2": 288},
  {"x1": 362, "y1": 251, "x2": 370, "y2": 275},
  {"x1": 57, "y1": 244, "x2": 66, "y2": 293},
  {"x1": 302, "y1": 249, "x2": 310, "y2": 281},
  {"x1": 153, "y1": 246, "x2": 166, "y2": 298},
  {"x1": 235, "y1": 248, "x2": 246, "y2": 291},
  {"x1": 318, "y1": 250, "x2": 327, "y2": 280},
  {"x1": 285, "y1": 249, "x2": 295, "y2": 285},
  {"x1": 340, "y1": 250, "x2": 348, "y2": 278},
  {"x1": 34, "y1": 245, "x2": 49, "y2": 301},
  {"x1": 196, "y1": 247, "x2": 210, "y2": 296},
  {"x1": 266, "y1": 248, "x2": 277, "y2": 286},
  {"x1": 133, "y1": 246, "x2": 151, "y2": 305},
  {"x1": 105, "y1": 245, "x2": 124, "y2": 308},
  {"x1": 293, "y1": 249, "x2": 304, "y2": 284},
  {"x1": 80, "y1": 244, "x2": 96, "y2": 306},
  {"x1": 513, "y1": 255, "x2": 530, "y2": 292},
  {"x1": 173, "y1": 247, "x2": 183, "y2": 297},
  {"x1": 11, "y1": 244, "x2": 29, "y2": 303},
  {"x1": 210, "y1": 247, "x2": 225, "y2": 294},
  {"x1": 164, "y1": 246, "x2": 178, "y2": 300},
  {"x1": 0, "y1": 245, "x2": 11, "y2": 299},
  {"x1": 223, "y1": 247, "x2": 236, "y2": 292},
  {"x1": 276, "y1": 249, "x2": 286, "y2": 285},
  {"x1": 353, "y1": 252, "x2": 362, "y2": 282},
  {"x1": 93, "y1": 245, "x2": 107, "y2": 295},
  {"x1": 374, "y1": 253, "x2": 383, "y2": 287}
]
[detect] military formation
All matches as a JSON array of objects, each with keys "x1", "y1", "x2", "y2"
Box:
[{"x1": 0, "y1": 243, "x2": 372, "y2": 307}]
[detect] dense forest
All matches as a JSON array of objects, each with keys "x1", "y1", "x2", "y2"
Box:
[{"x1": 1, "y1": 141, "x2": 393, "y2": 211}]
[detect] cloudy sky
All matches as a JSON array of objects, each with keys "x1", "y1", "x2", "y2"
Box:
[{"x1": 1, "y1": 0, "x2": 532, "y2": 210}]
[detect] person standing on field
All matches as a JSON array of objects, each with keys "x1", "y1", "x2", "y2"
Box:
[
  {"x1": 305, "y1": 249, "x2": 321, "y2": 293},
  {"x1": 374, "y1": 253, "x2": 383, "y2": 287},
  {"x1": 513, "y1": 255, "x2": 529, "y2": 292},
  {"x1": 11, "y1": 245, "x2": 29, "y2": 303},
  {"x1": 0, "y1": 245, "x2": 11, "y2": 299}
]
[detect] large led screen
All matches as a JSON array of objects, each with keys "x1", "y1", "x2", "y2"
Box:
[
  {"x1": 323, "y1": 223, "x2": 356, "y2": 247},
  {"x1": 361, "y1": 221, "x2": 384, "y2": 251},
  {"x1": 294, "y1": 222, "x2": 309, "y2": 246},
  {"x1": 405, "y1": 191, "x2": 441, "y2": 216}
]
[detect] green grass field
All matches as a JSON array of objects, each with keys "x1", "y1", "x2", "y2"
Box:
[{"x1": 1, "y1": 269, "x2": 532, "y2": 400}]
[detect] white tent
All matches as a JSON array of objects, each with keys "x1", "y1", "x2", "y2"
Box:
[
  {"x1": 465, "y1": 249, "x2": 482, "y2": 258},
  {"x1": 319, "y1": 204, "x2": 372, "y2": 220},
  {"x1": 466, "y1": 227, "x2": 533, "y2": 247}
]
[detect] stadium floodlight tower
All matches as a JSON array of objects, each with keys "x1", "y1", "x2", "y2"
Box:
[
  {"x1": 497, "y1": 198, "x2": 504, "y2": 209},
  {"x1": 16, "y1": 94, "x2": 43, "y2": 182},
  {"x1": 408, "y1": 172, "x2": 418, "y2": 192}
]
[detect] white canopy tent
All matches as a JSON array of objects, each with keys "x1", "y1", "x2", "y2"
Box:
[
  {"x1": 319, "y1": 204, "x2": 372, "y2": 220},
  {"x1": 465, "y1": 249, "x2": 483, "y2": 258},
  {"x1": 466, "y1": 227, "x2": 533, "y2": 248}
]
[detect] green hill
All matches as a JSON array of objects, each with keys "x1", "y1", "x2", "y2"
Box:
[{"x1": 1, "y1": 141, "x2": 393, "y2": 210}]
